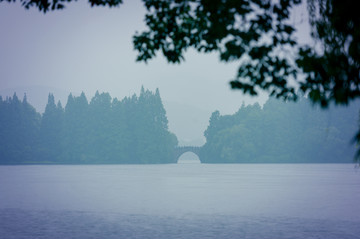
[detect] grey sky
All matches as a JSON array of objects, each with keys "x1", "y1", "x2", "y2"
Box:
[{"x1": 0, "y1": 0, "x2": 311, "y2": 143}]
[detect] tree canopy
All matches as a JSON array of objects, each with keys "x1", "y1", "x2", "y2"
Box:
[
  {"x1": 0, "y1": 88, "x2": 178, "y2": 164},
  {"x1": 200, "y1": 96, "x2": 359, "y2": 163},
  {"x1": 2, "y1": 0, "x2": 358, "y2": 108}
]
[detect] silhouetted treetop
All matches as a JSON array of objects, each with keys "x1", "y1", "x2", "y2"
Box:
[
  {"x1": 1, "y1": 0, "x2": 123, "y2": 12},
  {"x1": 201, "y1": 96, "x2": 359, "y2": 163},
  {"x1": 2, "y1": 0, "x2": 359, "y2": 108},
  {"x1": 0, "y1": 88, "x2": 178, "y2": 164},
  {"x1": 2, "y1": 0, "x2": 360, "y2": 160}
]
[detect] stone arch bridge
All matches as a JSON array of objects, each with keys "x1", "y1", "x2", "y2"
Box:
[{"x1": 173, "y1": 146, "x2": 202, "y2": 163}]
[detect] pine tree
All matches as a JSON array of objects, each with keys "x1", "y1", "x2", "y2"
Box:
[
  {"x1": 63, "y1": 92, "x2": 89, "y2": 163},
  {"x1": 39, "y1": 94, "x2": 64, "y2": 162}
]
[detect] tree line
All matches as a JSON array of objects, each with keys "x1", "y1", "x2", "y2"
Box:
[
  {"x1": 1, "y1": 90, "x2": 358, "y2": 164},
  {"x1": 0, "y1": 88, "x2": 178, "y2": 164},
  {"x1": 200, "y1": 96, "x2": 359, "y2": 163}
]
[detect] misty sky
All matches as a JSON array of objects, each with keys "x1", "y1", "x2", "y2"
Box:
[{"x1": 0, "y1": 0, "x2": 311, "y2": 143}]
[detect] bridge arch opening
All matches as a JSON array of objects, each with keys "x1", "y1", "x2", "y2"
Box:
[{"x1": 177, "y1": 152, "x2": 201, "y2": 164}]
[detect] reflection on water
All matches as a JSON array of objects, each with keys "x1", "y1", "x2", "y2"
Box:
[
  {"x1": 0, "y1": 164, "x2": 359, "y2": 238},
  {"x1": 177, "y1": 151, "x2": 201, "y2": 164}
]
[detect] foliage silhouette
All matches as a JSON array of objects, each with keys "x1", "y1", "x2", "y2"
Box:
[
  {"x1": 2, "y1": 0, "x2": 359, "y2": 161},
  {"x1": 0, "y1": 88, "x2": 178, "y2": 164},
  {"x1": 200, "y1": 96, "x2": 359, "y2": 163},
  {"x1": 2, "y1": 0, "x2": 358, "y2": 106}
]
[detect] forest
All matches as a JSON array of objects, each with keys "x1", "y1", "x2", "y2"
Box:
[
  {"x1": 0, "y1": 88, "x2": 178, "y2": 164},
  {"x1": 1, "y1": 90, "x2": 359, "y2": 164},
  {"x1": 200, "y1": 96, "x2": 359, "y2": 163}
]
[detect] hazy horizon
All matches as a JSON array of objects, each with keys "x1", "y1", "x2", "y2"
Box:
[{"x1": 0, "y1": 0, "x2": 312, "y2": 143}]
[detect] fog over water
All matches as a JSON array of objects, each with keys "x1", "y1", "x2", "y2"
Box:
[
  {"x1": 0, "y1": 2, "x2": 359, "y2": 238},
  {"x1": 1, "y1": 164, "x2": 359, "y2": 238}
]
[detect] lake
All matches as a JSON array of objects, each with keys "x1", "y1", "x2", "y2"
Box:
[{"x1": 0, "y1": 163, "x2": 359, "y2": 239}]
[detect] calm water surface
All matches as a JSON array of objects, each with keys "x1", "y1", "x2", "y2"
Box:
[{"x1": 0, "y1": 163, "x2": 359, "y2": 238}]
